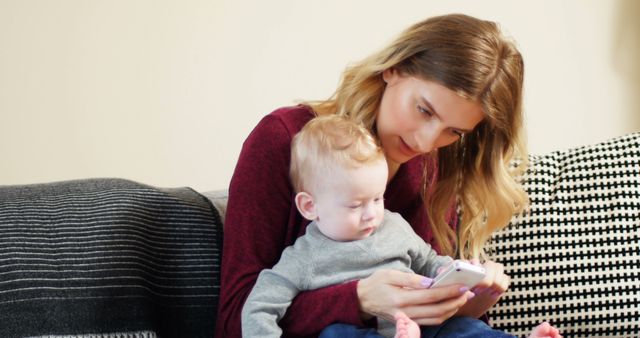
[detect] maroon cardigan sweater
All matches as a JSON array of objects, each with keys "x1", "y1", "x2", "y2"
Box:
[{"x1": 215, "y1": 105, "x2": 447, "y2": 338}]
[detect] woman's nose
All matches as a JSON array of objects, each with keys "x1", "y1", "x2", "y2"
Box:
[
  {"x1": 415, "y1": 125, "x2": 440, "y2": 153},
  {"x1": 417, "y1": 117, "x2": 458, "y2": 153}
]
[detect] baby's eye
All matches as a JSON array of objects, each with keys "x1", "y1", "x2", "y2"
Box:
[
  {"x1": 349, "y1": 204, "x2": 362, "y2": 209},
  {"x1": 374, "y1": 197, "x2": 384, "y2": 203}
]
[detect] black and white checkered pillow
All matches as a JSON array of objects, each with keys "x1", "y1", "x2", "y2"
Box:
[{"x1": 486, "y1": 132, "x2": 640, "y2": 338}]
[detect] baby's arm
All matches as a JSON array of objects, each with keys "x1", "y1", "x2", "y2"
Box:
[
  {"x1": 389, "y1": 211, "x2": 453, "y2": 278},
  {"x1": 241, "y1": 247, "x2": 306, "y2": 337}
]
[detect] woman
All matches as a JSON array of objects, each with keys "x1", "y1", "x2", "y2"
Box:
[{"x1": 215, "y1": 13, "x2": 529, "y2": 337}]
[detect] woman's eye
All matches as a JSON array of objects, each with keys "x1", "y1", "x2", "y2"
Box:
[
  {"x1": 417, "y1": 105, "x2": 433, "y2": 117},
  {"x1": 451, "y1": 129, "x2": 464, "y2": 137}
]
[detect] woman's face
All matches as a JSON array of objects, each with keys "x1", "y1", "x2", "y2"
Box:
[{"x1": 376, "y1": 69, "x2": 485, "y2": 168}]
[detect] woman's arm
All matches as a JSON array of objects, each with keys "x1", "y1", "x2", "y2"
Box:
[
  {"x1": 357, "y1": 269, "x2": 474, "y2": 325},
  {"x1": 455, "y1": 260, "x2": 510, "y2": 318},
  {"x1": 215, "y1": 113, "x2": 297, "y2": 337}
]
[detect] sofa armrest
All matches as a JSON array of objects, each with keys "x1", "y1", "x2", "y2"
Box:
[{"x1": 0, "y1": 178, "x2": 223, "y2": 338}]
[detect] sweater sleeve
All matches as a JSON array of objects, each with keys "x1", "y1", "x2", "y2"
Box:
[
  {"x1": 215, "y1": 111, "x2": 366, "y2": 338},
  {"x1": 389, "y1": 212, "x2": 453, "y2": 278},
  {"x1": 241, "y1": 245, "x2": 308, "y2": 338}
]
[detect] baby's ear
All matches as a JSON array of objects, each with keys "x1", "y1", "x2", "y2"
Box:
[{"x1": 294, "y1": 192, "x2": 317, "y2": 221}]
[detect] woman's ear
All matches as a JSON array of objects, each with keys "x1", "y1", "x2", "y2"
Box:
[
  {"x1": 382, "y1": 68, "x2": 398, "y2": 84},
  {"x1": 294, "y1": 192, "x2": 317, "y2": 221}
]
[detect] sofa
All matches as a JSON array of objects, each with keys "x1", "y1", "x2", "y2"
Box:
[{"x1": 0, "y1": 132, "x2": 638, "y2": 338}]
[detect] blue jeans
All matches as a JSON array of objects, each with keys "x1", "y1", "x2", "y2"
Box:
[{"x1": 318, "y1": 316, "x2": 516, "y2": 338}]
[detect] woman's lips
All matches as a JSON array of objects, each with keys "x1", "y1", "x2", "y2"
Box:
[{"x1": 399, "y1": 138, "x2": 418, "y2": 157}]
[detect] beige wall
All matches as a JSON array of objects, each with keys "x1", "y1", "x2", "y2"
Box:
[{"x1": 1, "y1": 0, "x2": 639, "y2": 191}]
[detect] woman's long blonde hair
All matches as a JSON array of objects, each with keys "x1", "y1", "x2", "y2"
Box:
[{"x1": 309, "y1": 14, "x2": 528, "y2": 259}]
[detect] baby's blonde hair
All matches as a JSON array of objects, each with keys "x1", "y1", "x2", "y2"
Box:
[{"x1": 290, "y1": 115, "x2": 385, "y2": 193}]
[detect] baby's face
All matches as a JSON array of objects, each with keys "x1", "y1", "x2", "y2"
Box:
[{"x1": 312, "y1": 158, "x2": 388, "y2": 241}]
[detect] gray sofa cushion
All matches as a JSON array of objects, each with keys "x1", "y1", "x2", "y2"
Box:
[
  {"x1": 200, "y1": 190, "x2": 229, "y2": 226},
  {"x1": 487, "y1": 132, "x2": 640, "y2": 337},
  {"x1": 0, "y1": 178, "x2": 223, "y2": 338}
]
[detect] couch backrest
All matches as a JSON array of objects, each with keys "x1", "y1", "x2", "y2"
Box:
[{"x1": 201, "y1": 189, "x2": 229, "y2": 225}]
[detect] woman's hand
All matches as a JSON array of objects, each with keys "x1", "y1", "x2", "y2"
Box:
[
  {"x1": 357, "y1": 269, "x2": 473, "y2": 325},
  {"x1": 456, "y1": 259, "x2": 510, "y2": 318}
]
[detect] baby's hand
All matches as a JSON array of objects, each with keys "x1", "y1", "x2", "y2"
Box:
[{"x1": 435, "y1": 264, "x2": 449, "y2": 276}]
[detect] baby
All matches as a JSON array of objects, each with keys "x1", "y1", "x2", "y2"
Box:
[{"x1": 241, "y1": 115, "x2": 561, "y2": 338}]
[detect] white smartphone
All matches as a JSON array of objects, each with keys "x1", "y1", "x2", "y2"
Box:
[{"x1": 430, "y1": 260, "x2": 486, "y2": 289}]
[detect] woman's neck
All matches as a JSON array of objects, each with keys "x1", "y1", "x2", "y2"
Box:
[{"x1": 387, "y1": 160, "x2": 401, "y2": 183}]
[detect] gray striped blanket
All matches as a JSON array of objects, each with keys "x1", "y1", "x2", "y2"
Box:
[{"x1": 0, "y1": 178, "x2": 222, "y2": 338}]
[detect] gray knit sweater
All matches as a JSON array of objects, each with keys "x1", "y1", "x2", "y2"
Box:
[{"x1": 241, "y1": 210, "x2": 453, "y2": 338}]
